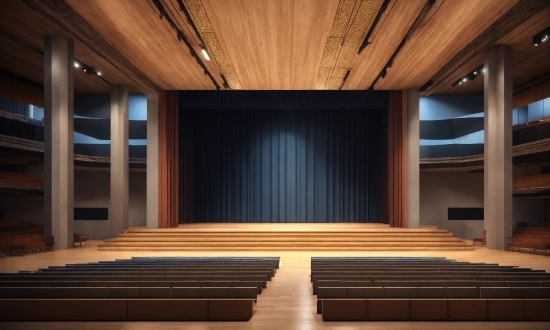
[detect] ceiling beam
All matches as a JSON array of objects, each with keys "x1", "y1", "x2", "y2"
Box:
[
  {"x1": 21, "y1": 0, "x2": 160, "y2": 93},
  {"x1": 423, "y1": 0, "x2": 549, "y2": 95}
]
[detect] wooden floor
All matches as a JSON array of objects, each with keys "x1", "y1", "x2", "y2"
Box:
[
  {"x1": 1, "y1": 234, "x2": 549, "y2": 329},
  {"x1": 98, "y1": 223, "x2": 474, "y2": 251}
]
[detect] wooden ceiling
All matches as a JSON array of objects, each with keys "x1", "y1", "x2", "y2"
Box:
[{"x1": 0, "y1": 0, "x2": 549, "y2": 95}]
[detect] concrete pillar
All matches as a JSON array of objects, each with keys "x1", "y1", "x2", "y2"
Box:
[
  {"x1": 484, "y1": 45, "x2": 513, "y2": 250},
  {"x1": 407, "y1": 88, "x2": 420, "y2": 228},
  {"x1": 110, "y1": 85, "x2": 129, "y2": 237},
  {"x1": 146, "y1": 93, "x2": 159, "y2": 228},
  {"x1": 44, "y1": 36, "x2": 74, "y2": 249}
]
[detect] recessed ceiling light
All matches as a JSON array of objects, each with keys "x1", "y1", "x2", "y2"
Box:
[{"x1": 201, "y1": 46, "x2": 210, "y2": 61}]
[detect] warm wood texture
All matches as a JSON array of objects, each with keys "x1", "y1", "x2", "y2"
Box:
[
  {"x1": 65, "y1": 0, "x2": 218, "y2": 90},
  {"x1": 0, "y1": 0, "x2": 145, "y2": 94},
  {"x1": 158, "y1": 91, "x2": 179, "y2": 228},
  {"x1": 346, "y1": 0, "x2": 425, "y2": 90},
  {"x1": 374, "y1": 0, "x2": 518, "y2": 90},
  {"x1": 429, "y1": 4, "x2": 550, "y2": 95},
  {"x1": 201, "y1": 0, "x2": 340, "y2": 90},
  {"x1": 97, "y1": 223, "x2": 472, "y2": 251},
  {"x1": 2, "y1": 0, "x2": 548, "y2": 94},
  {"x1": 0, "y1": 240, "x2": 549, "y2": 329},
  {"x1": 386, "y1": 91, "x2": 406, "y2": 228}
]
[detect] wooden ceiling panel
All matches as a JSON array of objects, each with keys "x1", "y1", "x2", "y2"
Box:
[
  {"x1": 0, "y1": 0, "x2": 141, "y2": 94},
  {"x1": 513, "y1": 44, "x2": 550, "y2": 87},
  {"x1": 2, "y1": 0, "x2": 548, "y2": 95},
  {"x1": 346, "y1": 0, "x2": 425, "y2": 90},
  {"x1": 66, "y1": 0, "x2": 215, "y2": 90},
  {"x1": 200, "y1": 0, "x2": 340, "y2": 89},
  {"x1": 375, "y1": 0, "x2": 519, "y2": 90},
  {"x1": 431, "y1": 7, "x2": 550, "y2": 95}
]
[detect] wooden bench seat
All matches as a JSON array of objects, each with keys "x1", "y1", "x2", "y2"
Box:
[
  {"x1": 0, "y1": 298, "x2": 254, "y2": 321},
  {"x1": 320, "y1": 298, "x2": 550, "y2": 321}
]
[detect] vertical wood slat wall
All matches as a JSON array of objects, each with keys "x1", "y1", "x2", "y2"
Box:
[
  {"x1": 158, "y1": 91, "x2": 179, "y2": 228},
  {"x1": 387, "y1": 90, "x2": 407, "y2": 227}
]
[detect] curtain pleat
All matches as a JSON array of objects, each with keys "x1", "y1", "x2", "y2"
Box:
[{"x1": 181, "y1": 107, "x2": 387, "y2": 223}]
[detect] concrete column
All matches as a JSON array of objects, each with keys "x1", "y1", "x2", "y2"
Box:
[
  {"x1": 407, "y1": 88, "x2": 420, "y2": 228},
  {"x1": 484, "y1": 45, "x2": 513, "y2": 250},
  {"x1": 44, "y1": 36, "x2": 74, "y2": 249},
  {"x1": 146, "y1": 93, "x2": 159, "y2": 228},
  {"x1": 110, "y1": 85, "x2": 129, "y2": 237}
]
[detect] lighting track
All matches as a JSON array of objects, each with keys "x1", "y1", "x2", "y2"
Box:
[
  {"x1": 357, "y1": 0, "x2": 390, "y2": 54},
  {"x1": 0, "y1": 30, "x2": 110, "y2": 85},
  {"x1": 367, "y1": 0, "x2": 436, "y2": 90},
  {"x1": 151, "y1": 0, "x2": 221, "y2": 90}
]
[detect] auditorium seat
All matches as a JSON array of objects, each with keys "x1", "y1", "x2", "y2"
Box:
[{"x1": 314, "y1": 257, "x2": 550, "y2": 321}]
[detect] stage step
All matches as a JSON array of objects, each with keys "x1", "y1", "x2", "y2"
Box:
[{"x1": 98, "y1": 224, "x2": 473, "y2": 251}]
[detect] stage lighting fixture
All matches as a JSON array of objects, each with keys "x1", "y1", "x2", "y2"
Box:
[
  {"x1": 201, "y1": 46, "x2": 210, "y2": 61},
  {"x1": 380, "y1": 69, "x2": 387, "y2": 78},
  {"x1": 74, "y1": 61, "x2": 80, "y2": 68},
  {"x1": 533, "y1": 35, "x2": 541, "y2": 46},
  {"x1": 533, "y1": 27, "x2": 550, "y2": 46}
]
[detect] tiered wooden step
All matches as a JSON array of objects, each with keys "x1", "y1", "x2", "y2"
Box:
[{"x1": 98, "y1": 224, "x2": 473, "y2": 251}]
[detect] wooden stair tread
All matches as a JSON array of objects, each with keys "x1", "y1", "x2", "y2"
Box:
[{"x1": 99, "y1": 224, "x2": 471, "y2": 251}]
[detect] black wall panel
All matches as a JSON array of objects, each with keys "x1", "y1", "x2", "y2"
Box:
[
  {"x1": 74, "y1": 207, "x2": 108, "y2": 220},
  {"x1": 448, "y1": 208, "x2": 484, "y2": 220}
]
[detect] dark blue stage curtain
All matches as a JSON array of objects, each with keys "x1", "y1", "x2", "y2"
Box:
[{"x1": 179, "y1": 91, "x2": 388, "y2": 223}]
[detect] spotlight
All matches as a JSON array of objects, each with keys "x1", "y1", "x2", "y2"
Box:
[
  {"x1": 473, "y1": 71, "x2": 477, "y2": 75},
  {"x1": 462, "y1": 78, "x2": 467, "y2": 82},
  {"x1": 532, "y1": 27, "x2": 550, "y2": 46},
  {"x1": 380, "y1": 69, "x2": 387, "y2": 78},
  {"x1": 533, "y1": 35, "x2": 541, "y2": 46},
  {"x1": 97, "y1": 72, "x2": 102, "y2": 76},
  {"x1": 482, "y1": 68, "x2": 486, "y2": 73},
  {"x1": 74, "y1": 61, "x2": 80, "y2": 68},
  {"x1": 83, "y1": 68, "x2": 86, "y2": 72},
  {"x1": 201, "y1": 46, "x2": 210, "y2": 61}
]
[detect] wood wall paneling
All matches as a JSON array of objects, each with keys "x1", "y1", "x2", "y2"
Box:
[
  {"x1": 387, "y1": 90, "x2": 406, "y2": 227},
  {"x1": 158, "y1": 91, "x2": 180, "y2": 228}
]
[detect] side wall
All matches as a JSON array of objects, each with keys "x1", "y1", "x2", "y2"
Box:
[
  {"x1": 420, "y1": 172, "x2": 484, "y2": 240},
  {"x1": 420, "y1": 172, "x2": 546, "y2": 240},
  {"x1": 0, "y1": 169, "x2": 146, "y2": 240}
]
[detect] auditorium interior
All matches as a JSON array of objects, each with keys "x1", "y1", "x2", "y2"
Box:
[{"x1": 0, "y1": 0, "x2": 549, "y2": 328}]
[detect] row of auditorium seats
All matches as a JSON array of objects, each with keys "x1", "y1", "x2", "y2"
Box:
[
  {"x1": 0, "y1": 299, "x2": 253, "y2": 321},
  {"x1": 0, "y1": 171, "x2": 44, "y2": 188},
  {"x1": 0, "y1": 280, "x2": 265, "y2": 292},
  {"x1": 317, "y1": 286, "x2": 550, "y2": 298},
  {"x1": 312, "y1": 257, "x2": 550, "y2": 321},
  {"x1": 0, "y1": 235, "x2": 55, "y2": 256},
  {"x1": 321, "y1": 298, "x2": 550, "y2": 321},
  {"x1": 0, "y1": 256, "x2": 279, "y2": 321},
  {"x1": 0, "y1": 286, "x2": 258, "y2": 298},
  {"x1": 0, "y1": 221, "x2": 54, "y2": 256},
  {"x1": 509, "y1": 227, "x2": 550, "y2": 255},
  {"x1": 513, "y1": 174, "x2": 550, "y2": 189}
]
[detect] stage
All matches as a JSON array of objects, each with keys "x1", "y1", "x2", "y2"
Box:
[{"x1": 98, "y1": 223, "x2": 473, "y2": 251}]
